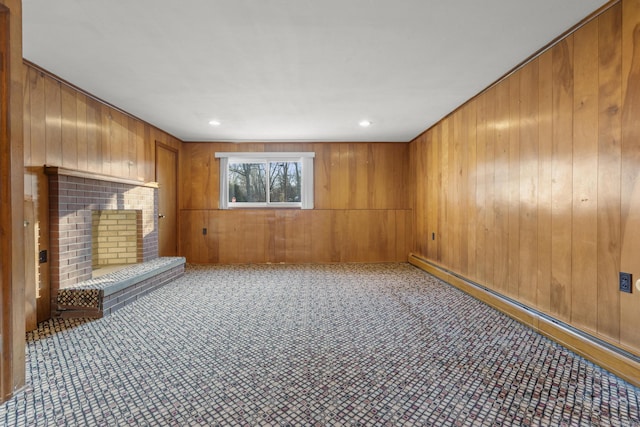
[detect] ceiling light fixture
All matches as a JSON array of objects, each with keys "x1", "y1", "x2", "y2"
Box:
[
  {"x1": 359, "y1": 120, "x2": 372, "y2": 127},
  {"x1": 209, "y1": 120, "x2": 221, "y2": 126}
]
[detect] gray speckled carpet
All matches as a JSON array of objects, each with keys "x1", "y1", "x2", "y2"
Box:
[{"x1": 1, "y1": 263, "x2": 638, "y2": 426}]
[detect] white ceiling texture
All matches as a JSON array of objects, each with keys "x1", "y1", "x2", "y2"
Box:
[{"x1": 22, "y1": 0, "x2": 608, "y2": 143}]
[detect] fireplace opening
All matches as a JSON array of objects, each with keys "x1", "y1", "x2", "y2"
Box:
[{"x1": 91, "y1": 209, "x2": 143, "y2": 278}]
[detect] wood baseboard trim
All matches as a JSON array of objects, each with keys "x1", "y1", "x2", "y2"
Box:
[{"x1": 408, "y1": 253, "x2": 640, "y2": 388}]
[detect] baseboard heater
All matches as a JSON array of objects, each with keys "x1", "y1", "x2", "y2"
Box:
[{"x1": 408, "y1": 253, "x2": 640, "y2": 388}]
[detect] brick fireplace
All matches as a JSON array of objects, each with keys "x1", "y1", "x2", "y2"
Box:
[{"x1": 46, "y1": 167, "x2": 159, "y2": 309}]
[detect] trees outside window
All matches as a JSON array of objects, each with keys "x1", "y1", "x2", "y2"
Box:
[{"x1": 215, "y1": 152, "x2": 314, "y2": 209}]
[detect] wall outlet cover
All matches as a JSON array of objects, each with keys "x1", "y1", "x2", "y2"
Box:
[{"x1": 620, "y1": 272, "x2": 632, "y2": 293}]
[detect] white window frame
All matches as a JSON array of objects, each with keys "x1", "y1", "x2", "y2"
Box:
[{"x1": 215, "y1": 152, "x2": 315, "y2": 210}]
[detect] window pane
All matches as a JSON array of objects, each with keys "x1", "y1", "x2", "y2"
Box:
[
  {"x1": 228, "y1": 162, "x2": 266, "y2": 202},
  {"x1": 269, "y1": 161, "x2": 301, "y2": 203}
]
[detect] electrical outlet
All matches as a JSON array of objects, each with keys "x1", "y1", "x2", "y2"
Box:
[{"x1": 620, "y1": 272, "x2": 632, "y2": 293}]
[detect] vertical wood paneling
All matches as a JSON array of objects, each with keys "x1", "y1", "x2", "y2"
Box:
[
  {"x1": 620, "y1": 0, "x2": 640, "y2": 354},
  {"x1": 110, "y1": 110, "x2": 125, "y2": 177},
  {"x1": 312, "y1": 143, "x2": 330, "y2": 209},
  {"x1": 427, "y1": 133, "x2": 438, "y2": 260},
  {"x1": 395, "y1": 210, "x2": 410, "y2": 262},
  {"x1": 465, "y1": 100, "x2": 477, "y2": 279},
  {"x1": 144, "y1": 125, "x2": 153, "y2": 180},
  {"x1": 28, "y1": 69, "x2": 45, "y2": 182},
  {"x1": 44, "y1": 76, "x2": 62, "y2": 166},
  {"x1": 493, "y1": 82, "x2": 510, "y2": 293},
  {"x1": 457, "y1": 104, "x2": 469, "y2": 275},
  {"x1": 2, "y1": 0, "x2": 27, "y2": 397},
  {"x1": 60, "y1": 85, "x2": 77, "y2": 169},
  {"x1": 179, "y1": 141, "x2": 411, "y2": 264},
  {"x1": 448, "y1": 117, "x2": 460, "y2": 272},
  {"x1": 597, "y1": 3, "x2": 622, "y2": 342},
  {"x1": 181, "y1": 143, "x2": 216, "y2": 210},
  {"x1": 475, "y1": 96, "x2": 487, "y2": 284},
  {"x1": 415, "y1": 135, "x2": 428, "y2": 257},
  {"x1": 0, "y1": 23, "x2": 9, "y2": 387},
  {"x1": 76, "y1": 93, "x2": 88, "y2": 171},
  {"x1": 353, "y1": 144, "x2": 368, "y2": 209},
  {"x1": 572, "y1": 21, "x2": 600, "y2": 332},
  {"x1": 537, "y1": 49, "x2": 553, "y2": 313},
  {"x1": 23, "y1": 201, "x2": 36, "y2": 332},
  {"x1": 86, "y1": 97, "x2": 100, "y2": 173},
  {"x1": 483, "y1": 87, "x2": 496, "y2": 289},
  {"x1": 411, "y1": 1, "x2": 640, "y2": 357},
  {"x1": 518, "y1": 59, "x2": 539, "y2": 306},
  {"x1": 180, "y1": 209, "x2": 409, "y2": 264},
  {"x1": 438, "y1": 124, "x2": 449, "y2": 265},
  {"x1": 335, "y1": 144, "x2": 349, "y2": 209},
  {"x1": 23, "y1": 65, "x2": 32, "y2": 201},
  {"x1": 550, "y1": 38, "x2": 574, "y2": 322},
  {"x1": 127, "y1": 117, "x2": 136, "y2": 179},
  {"x1": 100, "y1": 105, "x2": 112, "y2": 175}
]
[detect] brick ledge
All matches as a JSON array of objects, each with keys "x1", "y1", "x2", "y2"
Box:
[{"x1": 56, "y1": 257, "x2": 186, "y2": 318}]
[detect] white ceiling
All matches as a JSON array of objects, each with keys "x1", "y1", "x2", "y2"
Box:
[{"x1": 22, "y1": 0, "x2": 608, "y2": 143}]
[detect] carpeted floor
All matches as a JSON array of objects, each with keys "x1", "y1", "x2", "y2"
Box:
[{"x1": 1, "y1": 263, "x2": 639, "y2": 426}]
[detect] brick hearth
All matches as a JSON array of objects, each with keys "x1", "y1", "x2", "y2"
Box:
[{"x1": 46, "y1": 167, "x2": 160, "y2": 312}]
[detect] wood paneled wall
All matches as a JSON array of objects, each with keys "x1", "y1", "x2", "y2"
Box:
[
  {"x1": 1, "y1": 0, "x2": 25, "y2": 401},
  {"x1": 22, "y1": 62, "x2": 182, "y2": 329},
  {"x1": 180, "y1": 142, "x2": 411, "y2": 263},
  {"x1": 410, "y1": 1, "x2": 640, "y2": 357}
]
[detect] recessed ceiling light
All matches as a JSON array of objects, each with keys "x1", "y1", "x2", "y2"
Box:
[
  {"x1": 359, "y1": 120, "x2": 372, "y2": 127},
  {"x1": 209, "y1": 120, "x2": 221, "y2": 126}
]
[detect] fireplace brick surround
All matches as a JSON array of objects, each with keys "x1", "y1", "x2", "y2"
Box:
[{"x1": 45, "y1": 167, "x2": 177, "y2": 317}]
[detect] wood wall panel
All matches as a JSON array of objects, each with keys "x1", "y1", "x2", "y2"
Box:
[
  {"x1": 597, "y1": 3, "x2": 622, "y2": 342},
  {"x1": 620, "y1": 0, "x2": 640, "y2": 353},
  {"x1": 518, "y1": 60, "x2": 539, "y2": 307},
  {"x1": 465, "y1": 101, "x2": 477, "y2": 283},
  {"x1": 22, "y1": 62, "x2": 182, "y2": 329},
  {"x1": 507, "y1": 73, "x2": 520, "y2": 299},
  {"x1": 474, "y1": 94, "x2": 487, "y2": 285},
  {"x1": 61, "y1": 84, "x2": 77, "y2": 169},
  {"x1": 44, "y1": 76, "x2": 62, "y2": 166},
  {"x1": 1, "y1": 0, "x2": 26, "y2": 399},
  {"x1": 411, "y1": 1, "x2": 640, "y2": 357},
  {"x1": 455, "y1": 106, "x2": 468, "y2": 275},
  {"x1": 180, "y1": 141, "x2": 411, "y2": 264},
  {"x1": 537, "y1": 49, "x2": 553, "y2": 313},
  {"x1": 484, "y1": 88, "x2": 496, "y2": 290},
  {"x1": 550, "y1": 38, "x2": 573, "y2": 322},
  {"x1": 493, "y1": 82, "x2": 510, "y2": 294},
  {"x1": 414, "y1": 135, "x2": 427, "y2": 258},
  {"x1": 180, "y1": 210, "x2": 411, "y2": 264},
  {"x1": 76, "y1": 93, "x2": 88, "y2": 171},
  {"x1": 571, "y1": 20, "x2": 599, "y2": 333}
]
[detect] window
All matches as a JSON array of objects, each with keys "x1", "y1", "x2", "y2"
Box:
[{"x1": 215, "y1": 152, "x2": 315, "y2": 209}]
